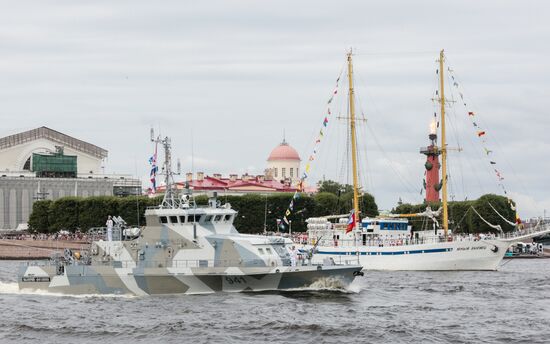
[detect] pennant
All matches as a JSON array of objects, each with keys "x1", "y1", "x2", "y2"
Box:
[
  {"x1": 309, "y1": 155, "x2": 314, "y2": 161},
  {"x1": 305, "y1": 164, "x2": 311, "y2": 173},
  {"x1": 473, "y1": 122, "x2": 478, "y2": 127},
  {"x1": 490, "y1": 161, "x2": 496, "y2": 165},
  {"x1": 459, "y1": 92, "x2": 464, "y2": 100},
  {"x1": 477, "y1": 131, "x2": 486, "y2": 137},
  {"x1": 323, "y1": 117, "x2": 329, "y2": 127},
  {"x1": 327, "y1": 108, "x2": 331, "y2": 115},
  {"x1": 484, "y1": 148, "x2": 493, "y2": 155},
  {"x1": 468, "y1": 111, "x2": 475, "y2": 116},
  {"x1": 319, "y1": 130, "x2": 324, "y2": 137},
  {"x1": 285, "y1": 209, "x2": 291, "y2": 217},
  {"x1": 289, "y1": 200, "x2": 294, "y2": 211},
  {"x1": 328, "y1": 97, "x2": 333, "y2": 104},
  {"x1": 315, "y1": 139, "x2": 321, "y2": 144}
]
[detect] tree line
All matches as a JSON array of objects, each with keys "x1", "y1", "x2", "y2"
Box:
[
  {"x1": 28, "y1": 180, "x2": 379, "y2": 234},
  {"x1": 392, "y1": 193, "x2": 517, "y2": 234}
]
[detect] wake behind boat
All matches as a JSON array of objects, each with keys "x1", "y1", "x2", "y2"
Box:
[
  {"x1": 296, "y1": 50, "x2": 550, "y2": 271},
  {"x1": 18, "y1": 134, "x2": 363, "y2": 295}
]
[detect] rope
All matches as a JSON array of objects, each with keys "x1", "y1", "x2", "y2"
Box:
[
  {"x1": 487, "y1": 202, "x2": 517, "y2": 227},
  {"x1": 470, "y1": 206, "x2": 503, "y2": 233}
]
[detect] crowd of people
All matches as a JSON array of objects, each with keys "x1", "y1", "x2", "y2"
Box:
[{"x1": 0, "y1": 231, "x2": 90, "y2": 242}]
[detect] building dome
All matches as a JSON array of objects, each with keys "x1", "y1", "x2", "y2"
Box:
[{"x1": 267, "y1": 140, "x2": 301, "y2": 161}]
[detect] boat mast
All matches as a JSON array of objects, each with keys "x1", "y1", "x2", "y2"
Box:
[
  {"x1": 151, "y1": 131, "x2": 179, "y2": 208},
  {"x1": 439, "y1": 49, "x2": 449, "y2": 236},
  {"x1": 347, "y1": 51, "x2": 361, "y2": 227}
]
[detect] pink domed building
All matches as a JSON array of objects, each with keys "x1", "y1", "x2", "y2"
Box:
[{"x1": 266, "y1": 139, "x2": 301, "y2": 183}]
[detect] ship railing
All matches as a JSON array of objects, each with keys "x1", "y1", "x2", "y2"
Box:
[
  {"x1": 309, "y1": 235, "x2": 504, "y2": 248},
  {"x1": 22, "y1": 257, "x2": 359, "y2": 269},
  {"x1": 498, "y1": 224, "x2": 549, "y2": 240}
]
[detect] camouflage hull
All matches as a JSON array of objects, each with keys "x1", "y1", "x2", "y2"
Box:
[{"x1": 18, "y1": 264, "x2": 361, "y2": 295}]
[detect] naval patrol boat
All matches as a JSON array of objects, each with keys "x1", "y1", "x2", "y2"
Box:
[{"x1": 18, "y1": 135, "x2": 363, "y2": 295}]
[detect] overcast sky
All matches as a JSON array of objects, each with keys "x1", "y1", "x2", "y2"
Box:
[{"x1": 1, "y1": 0, "x2": 549, "y2": 218}]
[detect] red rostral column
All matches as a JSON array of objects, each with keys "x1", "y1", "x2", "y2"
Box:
[{"x1": 420, "y1": 121, "x2": 441, "y2": 203}]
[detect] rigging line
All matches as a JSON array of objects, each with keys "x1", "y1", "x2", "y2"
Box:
[
  {"x1": 352, "y1": 50, "x2": 437, "y2": 56},
  {"x1": 365, "y1": 122, "x2": 422, "y2": 203},
  {"x1": 443, "y1": 73, "x2": 492, "y2": 196},
  {"x1": 487, "y1": 202, "x2": 516, "y2": 227},
  {"x1": 445, "y1": 70, "x2": 468, "y2": 200},
  {"x1": 445, "y1": 59, "x2": 531, "y2": 200},
  {"x1": 353, "y1": 70, "x2": 421, "y2": 194},
  {"x1": 455, "y1": 206, "x2": 472, "y2": 230},
  {"x1": 470, "y1": 206, "x2": 504, "y2": 233}
]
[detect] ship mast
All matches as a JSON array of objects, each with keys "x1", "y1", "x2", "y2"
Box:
[
  {"x1": 438, "y1": 49, "x2": 449, "y2": 236},
  {"x1": 347, "y1": 51, "x2": 361, "y2": 227}
]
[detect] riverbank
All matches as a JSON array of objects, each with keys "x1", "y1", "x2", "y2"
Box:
[{"x1": 0, "y1": 239, "x2": 89, "y2": 260}]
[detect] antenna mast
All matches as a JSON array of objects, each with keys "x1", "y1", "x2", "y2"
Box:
[{"x1": 151, "y1": 130, "x2": 180, "y2": 208}]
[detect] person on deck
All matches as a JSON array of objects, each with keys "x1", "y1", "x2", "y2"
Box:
[{"x1": 106, "y1": 215, "x2": 113, "y2": 241}]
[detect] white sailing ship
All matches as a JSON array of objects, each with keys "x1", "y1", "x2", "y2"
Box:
[{"x1": 299, "y1": 50, "x2": 550, "y2": 271}]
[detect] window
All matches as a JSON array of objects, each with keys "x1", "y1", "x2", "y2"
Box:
[
  {"x1": 214, "y1": 215, "x2": 222, "y2": 222},
  {"x1": 179, "y1": 216, "x2": 187, "y2": 223},
  {"x1": 190, "y1": 214, "x2": 202, "y2": 223},
  {"x1": 265, "y1": 248, "x2": 272, "y2": 254},
  {"x1": 170, "y1": 216, "x2": 178, "y2": 224},
  {"x1": 282, "y1": 168, "x2": 286, "y2": 178},
  {"x1": 290, "y1": 168, "x2": 293, "y2": 177},
  {"x1": 274, "y1": 168, "x2": 278, "y2": 177},
  {"x1": 160, "y1": 216, "x2": 168, "y2": 224},
  {"x1": 224, "y1": 214, "x2": 232, "y2": 222},
  {"x1": 205, "y1": 215, "x2": 213, "y2": 222},
  {"x1": 258, "y1": 248, "x2": 264, "y2": 255}
]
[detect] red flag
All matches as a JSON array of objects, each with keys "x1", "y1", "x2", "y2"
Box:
[
  {"x1": 346, "y1": 210, "x2": 356, "y2": 233},
  {"x1": 477, "y1": 131, "x2": 486, "y2": 137},
  {"x1": 468, "y1": 111, "x2": 475, "y2": 116}
]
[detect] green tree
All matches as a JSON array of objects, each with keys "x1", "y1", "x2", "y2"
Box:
[
  {"x1": 28, "y1": 200, "x2": 52, "y2": 233},
  {"x1": 313, "y1": 192, "x2": 339, "y2": 216},
  {"x1": 318, "y1": 180, "x2": 352, "y2": 195},
  {"x1": 48, "y1": 197, "x2": 80, "y2": 232}
]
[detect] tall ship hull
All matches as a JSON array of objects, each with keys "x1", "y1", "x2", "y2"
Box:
[
  {"x1": 306, "y1": 240, "x2": 510, "y2": 271},
  {"x1": 300, "y1": 216, "x2": 550, "y2": 271}
]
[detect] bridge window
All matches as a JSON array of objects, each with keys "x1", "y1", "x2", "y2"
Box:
[
  {"x1": 205, "y1": 215, "x2": 213, "y2": 223},
  {"x1": 258, "y1": 248, "x2": 264, "y2": 255},
  {"x1": 179, "y1": 216, "x2": 187, "y2": 223},
  {"x1": 160, "y1": 216, "x2": 168, "y2": 224},
  {"x1": 190, "y1": 214, "x2": 202, "y2": 223},
  {"x1": 265, "y1": 248, "x2": 272, "y2": 254},
  {"x1": 224, "y1": 214, "x2": 232, "y2": 222},
  {"x1": 214, "y1": 215, "x2": 223, "y2": 222},
  {"x1": 170, "y1": 216, "x2": 178, "y2": 224}
]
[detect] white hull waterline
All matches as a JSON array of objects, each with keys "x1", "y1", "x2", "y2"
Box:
[{"x1": 301, "y1": 226, "x2": 550, "y2": 271}]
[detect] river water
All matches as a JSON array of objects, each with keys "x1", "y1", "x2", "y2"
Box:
[{"x1": 0, "y1": 259, "x2": 548, "y2": 344}]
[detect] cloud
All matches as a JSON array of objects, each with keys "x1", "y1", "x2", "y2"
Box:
[{"x1": 0, "y1": 0, "x2": 549, "y2": 214}]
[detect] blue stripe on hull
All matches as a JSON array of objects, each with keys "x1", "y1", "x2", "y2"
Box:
[{"x1": 317, "y1": 248, "x2": 452, "y2": 256}]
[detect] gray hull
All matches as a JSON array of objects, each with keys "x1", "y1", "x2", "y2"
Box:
[{"x1": 18, "y1": 264, "x2": 361, "y2": 295}]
